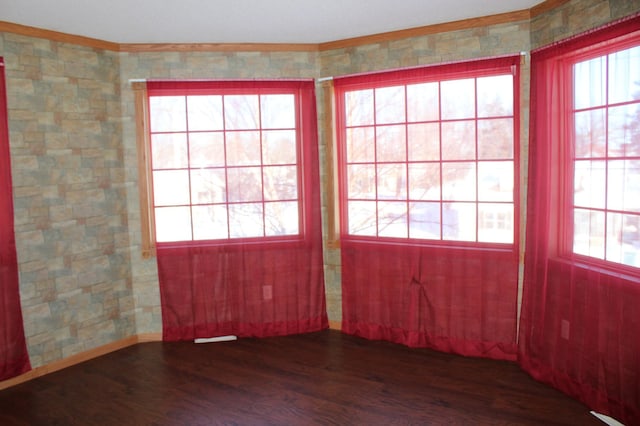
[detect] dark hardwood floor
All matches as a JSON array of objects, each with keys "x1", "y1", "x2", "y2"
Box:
[{"x1": 0, "y1": 330, "x2": 602, "y2": 425}]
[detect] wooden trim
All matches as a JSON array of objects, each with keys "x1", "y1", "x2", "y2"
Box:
[
  {"x1": 318, "y1": 9, "x2": 531, "y2": 51},
  {"x1": 137, "y1": 332, "x2": 163, "y2": 342},
  {"x1": 0, "y1": 335, "x2": 139, "y2": 391},
  {"x1": 120, "y1": 43, "x2": 319, "y2": 53},
  {"x1": 133, "y1": 82, "x2": 156, "y2": 259},
  {"x1": 328, "y1": 321, "x2": 342, "y2": 330},
  {"x1": 0, "y1": 20, "x2": 120, "y2": 51},
  {"x1": 320, "y1": 80, "x2": 341, "y2": 249},
  {"x1": 530, "y1": 0, "x2": 572, "y2": 18}
]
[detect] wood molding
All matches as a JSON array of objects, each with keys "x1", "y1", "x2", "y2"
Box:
[
  {"x1": 530, "y1": 0, "x2": 572, "y2": 18},
  {"x1": 120, "y1": 43, "x2": 319, "y2": 53},
  {"x1": 0, "y1": 335, "x2": 139, "y2": 391},
  {"x1": 320, "y1": 80, "x2": 341, "y2": 249},
  {"x1": 318, "y1": 9, "x2": 531, "y2": 51},
  {"x1": 328, "y1": 321, "x2": 342, "y2": 330},
  {"x1": 137, "y1": 332, "x2": 163, "y2": 342},
  {"x1": 1, "y1": 1, "x2": 571, "y2": 53},
  {"x1": 0, "y1": 20, "x2": 119, "y2": 51},
  {"x1": 132, "y1": 82, "x2": 156, "y2": 259}
]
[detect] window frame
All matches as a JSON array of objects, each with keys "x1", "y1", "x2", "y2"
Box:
[
  {"x1": 333, "y1": 56, "x2": 521, "y2": 250},
  {"x1": 134, "y1": 80, "x2": 317, "y2": 257},
  {"x1": 558, "y1": 33, "x2": 640, "y2": 275}
]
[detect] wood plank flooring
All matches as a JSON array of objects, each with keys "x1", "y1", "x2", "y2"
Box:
[{"x1": 0, "y1": 330, "x2": 603, "y2": 425}]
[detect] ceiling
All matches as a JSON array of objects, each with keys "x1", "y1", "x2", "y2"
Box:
[{"x1": 2, "y1": 0, "x2": 544, "y2": 45}]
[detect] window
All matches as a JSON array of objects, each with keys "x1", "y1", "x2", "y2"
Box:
[
  {"x1": 570, "y1": 42, "x2": 640, "y2": 268},
  {"x1": 135, "y1": 80, "x2": 316, "y2": 253},
  {"x1": 334, "y1": 56, "x2": 519, "y2": 245}
]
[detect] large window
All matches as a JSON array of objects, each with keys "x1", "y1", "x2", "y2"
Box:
[
  {"x1": 143, "y1": 81, "x2": 311, "y2": 245},
  {"x1": 571, "y1": 43, "x2": 640, "y2": 268},
  {"x1": 334, "y1": 57, "x2": 519, "y2": 245}
]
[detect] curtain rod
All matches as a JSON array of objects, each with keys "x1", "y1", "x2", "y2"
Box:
[{"x1": 315, "y1": 51, "x2": 527, "y2": 82}]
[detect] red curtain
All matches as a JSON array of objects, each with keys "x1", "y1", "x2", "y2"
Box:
[
  {"x1": 0, "y1": 58, "x2": 31, "y2": 381},
  {"x1": 336, "y1": 57, "x2": 521, "y2": 361},
  {"x1": 341, "y1": 242, "x2": 519, "y2": 360},
  {"x1": 520, "y1": 16, "x2": 640, "y2": 425},
  {"x1": 151, "y1": 80, "x2": 328, "y2": 341}
]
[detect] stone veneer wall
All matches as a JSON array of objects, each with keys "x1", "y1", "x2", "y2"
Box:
[
  {"x1": 1, "y1": 0, "x2": 639, "y2": 369},
  {"x1": 1, "y1": 34, "x2": 134, "y2": 367}
]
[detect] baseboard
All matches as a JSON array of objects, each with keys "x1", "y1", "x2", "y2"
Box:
[
  {"x1": 0, "y1": 334, "x2": 154, "y2": 391},
  {"x1": 329, "y1": 320, "x2": 342, "y2": 330},
  {"x1": 137, "y1": 332, "x2": 163, "y2": 342}
]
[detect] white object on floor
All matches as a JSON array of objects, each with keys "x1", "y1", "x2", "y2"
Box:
[
  {"x1": 194, "y1": 335, "x2": 238, "y2": 344},
  {"x1": 591, "y1": 411, "x2": 625, "y2": 426}
]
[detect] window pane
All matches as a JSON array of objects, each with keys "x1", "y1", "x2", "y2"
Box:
[
  {"x1": 408, "y1": 163, "x2": 440, "y2": 200},
  {"x1": 606, "y1": 213, "x2": 640, "y2": 267},
  {"x1": 574, "y1": 56, "x2": 606, "y2": 109},
  {"x1": 347, "y1": 127, "x2": 375, "y2": 163},
  {"x1": 478, "y1": 161, "x2": 513, "y2": 202},
  {"x1": 378, "y1": 201, "x2": 408, "y2": 238},
  {"x1": 443, "y1": 202, "x2": 476, "y2": 241},
  {"x1": 573, "y1": 208, "x2": 605, "y2": 259},
  {"x1": 192, "y1": 205, "x2": 228, "y2": 240},
  {"x1": 261, "y1": 94, "x2": 296, "y2": 129},
  {"x1": 409, "y1": 202, "x2": 440, "y2": 239},
  {"x1": 155, "y1": 207, "x2": 192, "y2": 242},
  {"x1": 153, "y1": 170, "x2": 190, "y2": 206},
  {"x1": 187, "y1": 95, "x2": 223, "y2": 131},
  {"x1": 152, "y1": 133, "x2": 188, "y2": 169},
  {"x1": 477, "y1": 74, "x2": 513, "y2": 117},
  {"x1": 348, "y1": 164, "x2": 376, "y2": 199},
  {"x1": 189, "y1": 132, "x2": 225, "y2": 168},
  {"x1": 226, "y1": 131, "x2": 261, "y2": 166},
  {"x1": 263, "y1": 166, "x2": 298, "y2": 200},
  {"x1": 263, "y1": 130, "x2": 296, "y2": 165},
  {"x1": 229, "y1": 203, "x2": 263, "y2": 238},
  {"x1": 191, "y1": 169, "x2": 226, "y2": 204},
  {"x1": 345, "y1": 89, "x2": 374, "y2": 126},
  {"x1": 227, "y1": 167, "x2": 262, "y2": 202},
  {"x1": 377, "y1": 163, "x2": 406, "y2": 200},
  {"x1": 265, "y1": 201, "x2": 299, "y2": 236},
  {"x1": 408, "y1": 123, "x2": 439, "y2": 161},
  {"x1": 149, "y1": 96, "x2": 186, "y2": 132},
  {"x1": 376, "y1": 86, "x2": 405, "y2": 124},
  {"x1": 574, "y1": 160, "x2": 606, "y2": 209},
  {"x1": 348, "y1": 201, "x2": 377, "y2": 236},
  {"x1": 442, "y1": 162, "x2": 476, "y2": 201},
  {"x1": 441, "y1": 79, "x2": 475, "y2": 119},
  {"x1": 608, "y1": 160, "x2": 640, "y2": 213},
  {"x1": 608, "y1": 104, "x2": 640, "y2": 157},
  {"x1": 478, "y1": 203, "x2": 513, "y2": 243},
  {"x1": 407, "y1": 82, "x2": 439, "y2": 122},
  {"x1": 376, "y1": 125, "x2": 406, "y2": 162},
  {"x1": 609, "y1": 46, "x2": 640, "y2": 104},
  {"x1": 441, "y1": 121, "x2": 475, "y2": 160},
  {"x1": 225, "y1": 95, "x2": 259, "y2": 130},
  {"x1": 478, "y1": 118, "x2": 513, "y2": 159},
  {"x1": 574, "y1": 109, "x2": 606, "y2": 159}
]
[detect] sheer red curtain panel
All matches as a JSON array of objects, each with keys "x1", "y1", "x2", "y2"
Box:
[
  {"x1": 334, "y1": 56, "x2": 521, "y2": 361},
  {"x1": 520, "y1": 15, "x2": 640, "y2": 425},
  {"x1": 0, "y1": 58, "x2": 31, "y2": 381},
  {"x1": 147, "y1": 80, "x2": 328, "y2": 341}
]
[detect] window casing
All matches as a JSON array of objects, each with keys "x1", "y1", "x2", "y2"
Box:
[
  {"x1": 568, "y1": 39, "x2": 640, "y2": 270},
  {"x1": 136, "y1": 80, "x2": 316, "y2": 254},
  {"x1": 334, "y1": 57, "x2": 520, "y2": 247}
]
